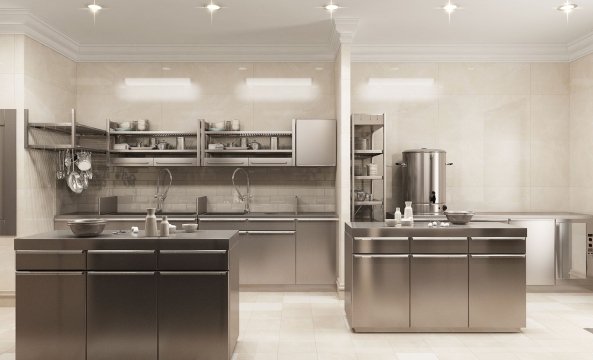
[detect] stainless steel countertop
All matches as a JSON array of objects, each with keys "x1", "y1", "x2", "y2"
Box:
[
  {"x1": 55, "y1": 212, "x2": 339, "y2": 221},
  {"x1": 395, "y1": 212, "x2": 593, "y2": 221},
  {"x1": 14, "y1": 230, "x2": 239, "y2": 251},
  {"x1": 346, "y1": 221, "x2": 527, "y2": 238}
]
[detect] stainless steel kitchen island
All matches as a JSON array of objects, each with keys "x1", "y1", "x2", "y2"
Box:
[
  {"x1": 14, "y1": 230, "x2": 240, "y2": 360},
  {"x1": 345, "y1": 222, "x2": 527, "y2": 333}
]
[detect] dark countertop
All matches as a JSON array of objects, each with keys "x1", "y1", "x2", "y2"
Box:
[
  {"x1": 346, "y1": 221, "x2": 527, "y2": 238},
  {"x1": 55, "y1": 212, "x2": 339, "y2": 220},
  {"x1": 14, "y1": 230, "x2": 239, "y2": 251}
]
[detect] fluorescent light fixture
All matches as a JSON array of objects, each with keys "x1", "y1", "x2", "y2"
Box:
[
  {"x1": 124, "y1": 78, "x2": 191, "y2": 87},
  {"x1": 368, "y1": 78, "x2": 435, "y2": 87},
  {"x1": 246, "y1": 78, "x2": 312, "y2": 87}
]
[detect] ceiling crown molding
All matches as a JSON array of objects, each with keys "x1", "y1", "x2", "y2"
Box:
[
  {"x1": 351, "y1": 43, "x2": 572, "y2": 62},
  {"x1": 568, "y1": 30, "x2": 593, "y2": 61},
  {"x1": 0, "y1": 9, "x2": 79, "y2": 60}
]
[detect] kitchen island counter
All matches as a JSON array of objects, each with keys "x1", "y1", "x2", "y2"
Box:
[
  {"x1": 15, "y1": 230, "x2": 239, "y2": 360},
  {"x1": 346, "y1": 221, "x2": 527, "y2": 238}
]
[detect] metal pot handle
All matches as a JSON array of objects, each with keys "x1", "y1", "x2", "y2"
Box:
[{"x1": 395, "y1": 162, "x2": 407, "y2": 167}]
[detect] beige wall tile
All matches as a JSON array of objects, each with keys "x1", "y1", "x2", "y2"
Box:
[
  {"x1": 531, "y1": 95, "x2": 569, "y2": 142},
  {"x1": 439, "y1": 63, "x2": 530, "y2": 95},
  {"x1": 531, "y1": 63, "x2": 569, "y2": 95},
  {"x1": 0, "y1": 35, "x2": 14, "y2": 75}
]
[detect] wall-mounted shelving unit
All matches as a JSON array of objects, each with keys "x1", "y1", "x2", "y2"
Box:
[
  {"x1": 107, "y1": 120, "x2": 200, "y2": 167},
  {"x1": 25, "y1": 109, "x2": 107, "y2": 153},
  {"x1": 201, "y1": 121, "x2": 294, "y2": 166},
  {"x1": 351, "y1": 113, "x2": 386, "y2": 222}
]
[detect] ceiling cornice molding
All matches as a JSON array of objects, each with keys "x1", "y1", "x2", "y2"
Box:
[
  {"x1": 568, "y1": 30, "x2": 593, "y2": 61},
  {"x1": 76, "y1": 44, "x2": 336, "y2": 62},
  {"x1": 0, "y1": 8, "x2": 79, "y2": 60},
  {"x1": 351, "y1": 43, "x2": 571, "y2": 62},
  {"x1": 332, "y1": 18, "x2": 359, "y2": 45}
]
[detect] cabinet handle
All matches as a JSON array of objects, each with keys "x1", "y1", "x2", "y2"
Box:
[
  {"x1": 155, "y1": 162, "x2": 196, "y2": 166},
  {"x1": 200, "y1": 218, "x2": 247, "y2": 222},
  {"x1": 16, "y1": 250, "x2": 84, "y2": 254},
  {"x1": 470, "y1": 237, "x2": 526, "y2": 241},
  {"x1": 355, "y1": 237, "x2": 409, "y2": 241},
  {"x1": 412, "y1": 254, "x2": 468, "y2": 258},
  {"x1": 88, "y1": 250, "x2": 155, "y2": 254},
  {"x1": 239, "y1": 231, "x2": 249, "y2": 234},
  {"x1": 160, "y1": 250, "x2": 227, "y2": 254},
  {"x1": 16, "y1": 271, "x2": 85, "y2": 275},
  {"x1": 250, "y1": 161, "x2": 289, "y2": 165},
  {"x1": 413, "y1": 237, "x2": 468, "y2": 241},
  {"x1": 471, "y1": 254, "x2": 525, "y2": 259},
  {"x1": 354, "y1": 254, "x2": 409, "y2": 259},
  {"x1": 88, "y1": 271, "x2": 156, "y2": 275},
  {"x1": 297, "y1": 218, "x2": 339, "y2": 222},
  {"x1": 159, "y1": 271, "x2": 227, "y2": 276},
  {"x1": 248, "y1": 218, "x2": 295, "y2": 222},
  {"x1": 247, "y1": 231, "x2": 295, "y2": 235}
]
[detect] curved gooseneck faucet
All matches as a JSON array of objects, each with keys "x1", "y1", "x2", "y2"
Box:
[
  {"x1": 155, "y1": 168, "x2": 173, "y2": 213},
  {"x1": 232, "y1": 168, "x2": 251, "y2": 213}
]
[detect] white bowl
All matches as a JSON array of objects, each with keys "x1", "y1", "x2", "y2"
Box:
[
  {"x1": 182, "y1": 223, "x2": 198, "y2": 233},
  {"x1": 385, "y1": 219, "x2": 396, "y2": 227},
  {"x1": 401, "y1": 218, "x2": 413, "y2": 226}
]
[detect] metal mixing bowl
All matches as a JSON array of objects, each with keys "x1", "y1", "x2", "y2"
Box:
[
  {"x1": 67, "y1": 219, "x2": 107, "y2": 237},
  {"x1": 444, "y1": 211, "x2": 474, "y2": 225}
]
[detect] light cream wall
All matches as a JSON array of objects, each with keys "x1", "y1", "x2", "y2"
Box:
[
  {"x1": 76, "y1": 62, "x2": 335, "y2": 131},
  {"x1": 352, "y1": 62, "x2": 570, "y2": 213},
  {"x1": 569, "y1": 54, "x2": 593, "y2": 214}
]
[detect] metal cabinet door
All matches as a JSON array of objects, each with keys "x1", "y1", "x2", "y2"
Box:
[
  {"x1": 469, "y1": 254, "x2": 526, "y2": 329},
  {"x1": 510, "y1": 219, "x2": 555, "y2": 285},
  {"x1": 199, "y1": 219, "x2": 247, "y2": 231},
  {"x1": 16, "y1": 272, "x2": 86, "y2": 360},
  {"x1": 410, "y1": 255, "x2": 468, "y2": 329},
  {"x1": 239, "y1": 231, "x2": 296, "y2": 285},
  {"x1": 158, "y1": 271, "x2": 229, "y2": 360},
  {"x1": 296, "y1": 220, "x2": 337, "y2": 285},
  {"x1": 87, "y1": 272, "x2": 158, "y2": 360},
  {"x1": 295, "y1": 119, "x2": 336, "y2": 166},
  {"x1": 352, "y1": 254, "x2": 410, "y2": 330}
]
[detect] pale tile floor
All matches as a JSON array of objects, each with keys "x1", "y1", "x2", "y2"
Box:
[{"x1": 0, "y1": 291, "x2": 592, "y2": 360}]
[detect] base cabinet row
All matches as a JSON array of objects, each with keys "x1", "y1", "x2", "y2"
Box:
[
  {"x1": 17, "y1": 271, "x2": 229, "y2": 360},
  {"x1": 351, "y1": 254, "x2": 526, "y2": 330}
]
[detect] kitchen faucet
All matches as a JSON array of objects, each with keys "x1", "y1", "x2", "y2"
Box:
[
  {"x1": 232, "y1": 168, "x2": 251, "y2": 213},
  {"x1": 155, "y1": 168, "x2": 172, "y2": 213}
]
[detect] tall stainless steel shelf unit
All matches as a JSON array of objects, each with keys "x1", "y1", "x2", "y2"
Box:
[{"x1": 351, "y1": 114, "x2": 386, "y2": 222}]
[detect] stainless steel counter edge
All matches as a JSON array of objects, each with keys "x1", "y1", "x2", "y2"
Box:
[
  {"x1": 55, "y1": 213, "x2": 339, "y2": 221},
  {"x1": 14, "y1": 230, "x2": 240, "y2": 251},
  {"x1": 346, "y1": 222, "x2": 527, "y2": 238},
  {"x1": 399, "y1": 212, "x2": 593, "y2": 221}
]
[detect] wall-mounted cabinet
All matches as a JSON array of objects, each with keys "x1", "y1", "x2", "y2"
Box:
[{"x1": 107, "y1": 120, "x2": 200, "y2": 167}]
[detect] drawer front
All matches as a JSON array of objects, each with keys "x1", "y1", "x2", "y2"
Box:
[
  {"x1": 203, "y1": 158, "x2": 248, "y2": 167},
  {"x1": 153, "y1": 158, "x2": 198, "y2": 167},
  {"x1": 87, "y1": 250, "x2": 157, "y2": 271},
  {"x1": 353, "y1": 237, "x2": 409, "y2": 254},
  {"x1": 245, "y1": 219, "x2": 295, "y2": 231},
  {"x1": 470, "y1": 237, "x2": 526, "y2": 254},
  {"x1": 16, "y1": 250, "x2": 86, "y2": 271},
  {"x1": 158, "y1": 250, "x2": 228, "y2": 271},
  {"x1": 110, "y1": 157, "x2": 154, "y2": 167},
  {"x1": 198, "y1": 219, "x2": 247, "y2": 231},
  {"x1": 411, "y1": 237, "x2": 468, "y2": 254},
  {"x1": 248, "y1": 158, "x2": 293, "y2": 167}
]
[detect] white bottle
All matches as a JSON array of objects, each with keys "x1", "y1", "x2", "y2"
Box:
[
  {"x1": 394, "y1": 207, "x2": 402, "y2": 224},
  {"x1": 404, "y1": 201, "x2": 414, "y2": 222},
  {"x1": 160, "y1": 216, "x2": 170, "y2": 237},
  {"x1": 145, "y1": 208, "x2": 158, "y2": 237}
]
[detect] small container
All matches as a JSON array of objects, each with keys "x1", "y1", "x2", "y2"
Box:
[
  {"x1": 366, "y1": 163, "x2": 378, "y2": 176},
  {"x1": 394, "y1": 207, "x2": 402, "y2": 225},
  {"x1": 137, "y1": 119, "x2": 149, "y2": 131},
  {"x1": 404, "y1": 201, "x2": 414, "y2": 223},
  {"x1": 149, "y1": 138, "x2": 157, "y2": 148},
  {"x1": 270, "y1": 137, "x2": 278, "y2": 150},
  {"x1": 160, "y1": 216, "x2": 170, "y2": 237},
  {"x1": 224, "y1": 120, "x2": 232, "y2": 131},
  {"x1": 240, "y1": 137, "x2": 248, "y2": 148},
  {"x1": 176, "y1": 137, "x2": 185, "y2": 150},
  {"x1": 231, "y1": 119, "x2": 240, "y2": 131},
  {"x1": 355, "y1": 138, "x2": 368, "y2": 150}
]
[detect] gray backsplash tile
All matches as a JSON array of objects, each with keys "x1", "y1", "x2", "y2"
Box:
[{"x1": 58, "y1": 165, "x2": 337, "y2": 214}]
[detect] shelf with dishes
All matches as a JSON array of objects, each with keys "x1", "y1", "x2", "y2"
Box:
[{"x1": 107, "y1": 119, "x2": 200, "y2": 167}]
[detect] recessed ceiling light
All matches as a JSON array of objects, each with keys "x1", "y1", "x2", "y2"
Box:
[
  {"x1": 325, "y1": 4, "x2": 340, "y2": 12},
  {"x1": 88, "y1": 3, "x2": 102, "y2": 13},
  {"x1": 557, "y1": 1, "x2": 578, "y2": 14},
  {"x1": 205, "y1": 3, "x2": 221, "y2": 12},
  {"x1": 442, "y1": 1, "x2": 458, "y2": 14}
]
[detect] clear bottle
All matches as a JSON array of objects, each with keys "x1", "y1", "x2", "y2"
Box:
[
  {"x1": 160, "y1": 216, "x2": 170, "y2": 237},
  {"x1": 394, "y1": 207, "x2": 402, "y2": 224},
  {"x1": 404, "y1": 201, "x2": 414, "y2": 222},
  {"x1": 145, "y1": 208, "x2": 158, "y2": 237}
]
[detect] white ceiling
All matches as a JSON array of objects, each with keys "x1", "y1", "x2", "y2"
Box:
[{"x1": 1, "y1": 0, "x2": 593, "y2": 60}]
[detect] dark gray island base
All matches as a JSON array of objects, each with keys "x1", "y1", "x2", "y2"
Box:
[
  {"x1": 345, "y1": 222, "x2": 528, "y2": 333},
  {"x1": 15, "y1": 230, "x2": 239, "y2": 360}
]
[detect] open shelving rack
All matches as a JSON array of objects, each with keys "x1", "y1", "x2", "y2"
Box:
[
  {"x1": 25, "y1": 109, "x2": 107, "y2": 153},
  {"x1": 351, "y1": 113, "x2": 386, "y2": 222}
]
